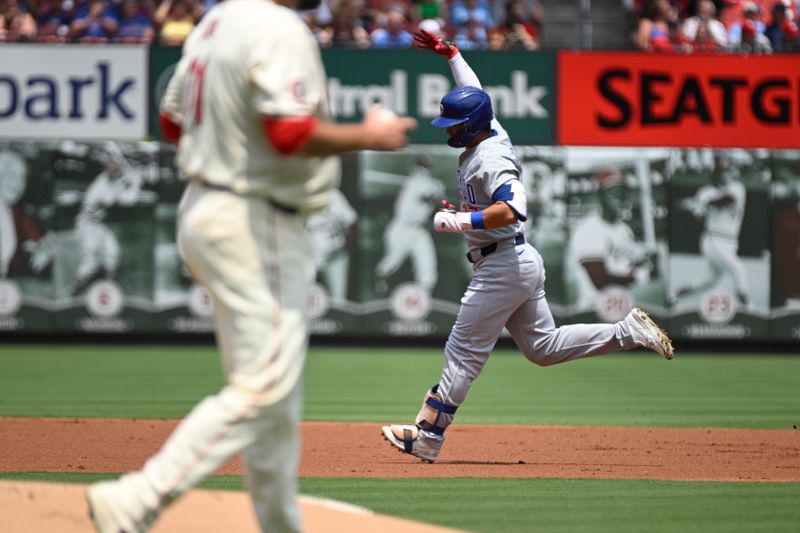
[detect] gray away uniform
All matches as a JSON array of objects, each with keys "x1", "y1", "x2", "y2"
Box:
[{"x1": 426, "y1": 69, "x2": 638, "y2": 441}]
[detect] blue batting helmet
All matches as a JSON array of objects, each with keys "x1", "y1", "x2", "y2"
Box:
[{"x1": 431, "y1": 86, "x2": 493, "y2": 148}]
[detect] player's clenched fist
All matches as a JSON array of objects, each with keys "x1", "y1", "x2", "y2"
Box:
[{"x1": 362, "y1": 105, "x2": 417, "y2": 150}]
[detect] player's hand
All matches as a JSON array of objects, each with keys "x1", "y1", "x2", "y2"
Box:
[
  {"x1": 362, "y1": 106, "x2": 417, "y2": 151},
  {"x1": 414, "y1": 29, "x2": 459, "y2": 59}
]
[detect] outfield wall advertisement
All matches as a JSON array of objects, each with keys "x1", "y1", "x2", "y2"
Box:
[
  {"x1": 149, "y1": 48, "x2": 556, "y2": 145},
  {"x1": 0, "y1": 46, "x2": 148, "y2": 140},
  {"x1": 3, "y1": 47, "x2": 800, "y2": 342},
  {"x1": 558, "y1": 52, "x2": 800, "y2": 149}
]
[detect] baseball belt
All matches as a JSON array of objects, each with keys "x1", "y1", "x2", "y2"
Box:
[
  {"x1": 466, "y1": 233, "x2": 525, "y2": 263},
  {"x1": 194, "y1": 179, "x2": 299, "y2": 215}
]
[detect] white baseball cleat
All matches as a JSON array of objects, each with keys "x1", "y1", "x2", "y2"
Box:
[
  {"x1": 381, "y1": 424, "x2": 442, "y2": 463},
  {"x1": 625, "y1": 307, "x2": 674, "y2": 360},
  {"x1": 86, "y1": 480, "x2": 155, "y2": 533}
]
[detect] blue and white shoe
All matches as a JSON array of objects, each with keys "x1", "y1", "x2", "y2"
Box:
[{"x1": 381, "y1": 424, "x2": 443, "y2": 463}]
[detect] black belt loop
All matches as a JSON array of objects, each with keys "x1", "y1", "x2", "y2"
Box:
[
  {"x1": 195, "y1": 179, "x2": 299, "y2": 215},
  {"x1": 466, "y1": 234, "x2": 526, "y2": 263}
]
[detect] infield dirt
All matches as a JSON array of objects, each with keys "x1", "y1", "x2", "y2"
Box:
[{"x1": 2, "y1": 418, "x2": 799, "y2": 482}]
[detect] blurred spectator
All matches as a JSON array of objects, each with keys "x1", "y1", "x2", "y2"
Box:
[
  {"x1": 734, "y1": 1, "x2": 772, "y2": 52},
  {"x1": 415, "y1": 0, "x2": 443, "y2": 20},
  {"x1": 682, "y1": 0, "x2": 728, "y2": 49},
  {"x1": 692, "y1": 19, "x2": 724, "y2": 50},
  {"x1": 70, "y1": 0, "x2": 118, "y2": 42},
  {"x1": 367, "y1": 0, "x2": 413, "y2": 31},
  {"x1": 500, "y1": 0, "x2": 541, "y2": 50},
  {"x1": 370, "y1": 8, "x2": 412, "y2": 47},
  {"x1": 154, "y1": 0, "x2": 197, "y2": 46},
  {"x1": 667, "y1": 17, "x2": 693, "y2": 51},
  {"x1": 450, "y1": 0, "x2": 493, "y2": 33},
  {"x1": 634, "y1": 0, "x2": 675, "y2": 51},
  {"x1": 453, "y1": 15, "x2": 488, "y2": 48},
  {"x1": 765, "y1": 1, "x2": 799, "y2": 51},
  {"x1": 320, "y1": 0, "x2": 371, "y2": 48},
  {"x1": 33, "y1": 0, "x2": 74, "y2": 42},
  {"x1": 487, "y1": 27, "x2": 508, "y2": 49},
  {"x1": 115, "y1": 0, "x2": 154, "y2": 43},
  {"x1": 450, "y1": 0, "x2": 493, "y2": 49},
  {"x1": 1, "y1": 0, "x2": 38, "y2": 42}
]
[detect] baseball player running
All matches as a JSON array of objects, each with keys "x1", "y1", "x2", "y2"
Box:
[
  {"x1": 381, "y1": 31, "x2": 674, "y2": 464},
  {"x1": 85, "y1": 0, "x2": 415, "y2": 531}
]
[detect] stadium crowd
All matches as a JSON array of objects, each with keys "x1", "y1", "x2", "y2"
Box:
[
  {"x1": 0, "y1": 0, "x2": 544, "y2": 48},
  {"x1": 630, "y1": 0, "x2": 799, "y2": 53},
  {"x1": 0, "y1": 0, "x2": 797, "y2": 52}
]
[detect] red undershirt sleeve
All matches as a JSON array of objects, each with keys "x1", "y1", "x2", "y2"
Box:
[
  {"x1": 262, "y1": 116, "x2": 317, "y2": 156},
  {"x1": 159, "y1": 112, "x2": 182, "y2": 143}
]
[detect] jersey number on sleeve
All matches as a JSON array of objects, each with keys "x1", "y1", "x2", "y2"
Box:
[{"x1": 183, "y1": 59, "x2": 207, "y2": 127}]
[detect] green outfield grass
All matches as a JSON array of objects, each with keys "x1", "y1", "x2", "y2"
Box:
[
  {"x1": 2, "y1": 472, "x2": 799, "y2": 533},
  {"x1": 2, "y1": 344, "x2": 799, "y2": 532},
  {"x1": 1, "y1": 345, "x2": 799, "y2": 428}
]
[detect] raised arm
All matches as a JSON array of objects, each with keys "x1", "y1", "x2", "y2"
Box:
[{"x1": 414, "y1": 29, "x2": 482, "y2": 89}]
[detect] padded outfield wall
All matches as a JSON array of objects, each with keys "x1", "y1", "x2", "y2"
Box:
[{"x1": 1, "y1": 46, "x2": 799, "y2": 342}]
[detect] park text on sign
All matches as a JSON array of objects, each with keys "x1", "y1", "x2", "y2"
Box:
[
  {"x1": 558, "y1": 52, "x2": 800, "y2": 148},
  {"x1": 0, "y1": 45, "x2": 147, "y2": 140}
]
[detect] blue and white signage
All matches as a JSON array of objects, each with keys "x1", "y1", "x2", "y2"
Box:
[{"x1": 0, "y1": 45, "x2": 147, "y2": 140}]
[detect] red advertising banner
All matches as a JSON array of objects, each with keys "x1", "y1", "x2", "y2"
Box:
[{"x1": 558, "y1": 52, "x2": 800, "y2": 148}]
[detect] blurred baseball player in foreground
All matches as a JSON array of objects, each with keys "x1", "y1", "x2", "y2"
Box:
[
  {"x1": 85, "y1": 0, "x2": 415, "y2": 530},
  {"x1": 381, "y1": 30, "x2": 673, "y2": 464}
]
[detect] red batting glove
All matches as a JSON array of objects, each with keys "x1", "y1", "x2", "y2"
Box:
[
  {"x1": 414, "y1": 29, "x2": 459, "y2": 59},
  {"x1": 439, "y1": 199, "x2": 458, "y2": 212}
]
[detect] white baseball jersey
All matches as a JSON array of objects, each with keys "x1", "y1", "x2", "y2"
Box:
[
  {"x1": 568, "y1": 212, "x2": 639, "y2": 305},
  {"x1": 77, "y1": 171, "x2": 138, "y2": 223},
  {"x1": 161, "y1": 0, "x2": 340, "y2": 215},
  {"x1": 694, "y1": 180, "x2": 746, "y2": 240},
  {"x1": 305, "y1": 188, "x2": 357, "y2": 265},
  {"x1": 457, "y1": 119, "x2": 527, "y2": 250},
  {"x1": 394, "y1": 167, "x2": 445, "y2": 224}
]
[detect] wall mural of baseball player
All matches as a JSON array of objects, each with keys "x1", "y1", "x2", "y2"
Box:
[
  {"x1": 381, "y1": 31, "x2": 673, "y2": 465},
  {"x1": 69, "y1": 142, "x2": 143, "y2": 296},
  {"x1": 52, "y1": 141, "x2": 158, "y2": 334},
  {"x1": 86, "y1": 0, "x2": 416, "y2": 530},
  {"x1": 358, "y1": 147, "x2": 467, "y2": 337},
  {"x1": 0, "y1": 143, "x2": 56, "y2": 332},
  {"x1": 768, "y1": 150, "x2": 800, "y2": 340},
  {"x1": 305, "y1": 186, "x2": 358, "y2": 302},
  {"x1": 374, "y1": 155, "x2": 445, "y2": 294},
  {"x1": 669, "y1": 148, "x2": 771, "y2": 340},
  {"x1": 565, "y1": 149, "x2": 669, "y2": 323}
]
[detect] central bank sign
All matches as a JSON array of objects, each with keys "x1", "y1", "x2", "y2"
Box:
[
  {"x1": 323, "y1": 50, "x2": 555, "y2": 145},
  {"x1": 148, "y1": 48, "x2": 556, "y2": 144},
  {"x1": 0, "y1": 45, "x2": 147, "y2": 140}
]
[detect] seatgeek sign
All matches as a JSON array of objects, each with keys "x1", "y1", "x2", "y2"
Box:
[
  {"x1": 0, "y1": 45, "x2": 147, "y2": 140},
  {"x1": 558, "y1": 51, "x2": 800, "y2": 148}
]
